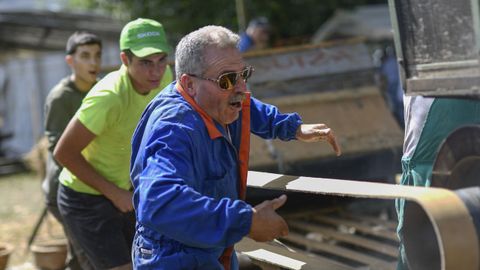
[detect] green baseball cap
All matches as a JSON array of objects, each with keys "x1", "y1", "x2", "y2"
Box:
[{"x1": 120, "y1": 18, "x2": 171, "y2": 58}]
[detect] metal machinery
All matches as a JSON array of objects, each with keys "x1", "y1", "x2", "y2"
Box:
[
  {"x1": 237, "y1": 1, "x2": 480, "y2": 269},
  {"x1": 390, "y1": 0, "x2": 480, "y2": 268}
]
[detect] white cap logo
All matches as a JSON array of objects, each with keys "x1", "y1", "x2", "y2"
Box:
[{"x1": 137, "y1": 32, "x2": 160, "y2": 39}]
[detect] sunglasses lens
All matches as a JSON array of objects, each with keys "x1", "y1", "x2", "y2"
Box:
[
  {"x1": 216, "y1": 67, "x2": 253, "y2": 90},
  {"x1": 219, "y1": 73, "x2": 237, "y2": 90},
  {"x1": 241, "y1": 67, "x2": 252, "y2": 82}
]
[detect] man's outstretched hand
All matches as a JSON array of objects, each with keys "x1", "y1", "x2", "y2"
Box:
[
  {"x1": 295, "y1": 123, "x2": 342, "y2": 156},
  {"x1": 249, "y1": 195, "x2": 289, "y2": 242}
]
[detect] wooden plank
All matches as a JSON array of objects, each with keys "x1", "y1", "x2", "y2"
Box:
[
  {"x1": 237, "y1": 237, "x2": 353, "y2": 270},
  {"x1": 283, "y1": 207, "x2": 340, "y2": 219},
  {"x1": 338, "y1": 211, "x2": 398, "y2": 231},
  {"x1": 288, "y1": 220, "x2": 398, "y2": 258},
  {"x1": 249, "y1": 88, "x2": 403, "y2": 168},
  {"x1": 244, "y1": 41, "x2": 373, "y2": 85},
  {"x1": 283, "y1": 232, "x2": 396, "y2": 270},
  {"x1": 312, "y1": 216, "x2": 398, "y2": 242},
  {"x1": 250, "y1": 261, "x2": 282, "y2": 270}
]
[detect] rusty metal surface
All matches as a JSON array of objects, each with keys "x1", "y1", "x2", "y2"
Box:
[
  {"x1": 389, "y1": 0, "x2": 480, "y2": 97},
  {"x1": 244, "y1": 40, "x2": 373, "y2": 86},
  {"x1": 240, "y1": 171, "x2": 479, "y2": 270},
  {"x1": 243, "y1": 39, "x2": 376, "y2": 100},
  {"x1": 432, "y1": 125, "x2": 480, "y2": 189}
]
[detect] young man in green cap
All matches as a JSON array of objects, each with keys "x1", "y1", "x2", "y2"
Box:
[{"x1": 54, "y1": 18, "x2": 173, "y2": 270}]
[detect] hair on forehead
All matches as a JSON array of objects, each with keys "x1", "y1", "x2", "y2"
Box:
[
  {"x1": 175, "y1": 25, "x2": 240, "y2": 80},
  {"x1": 184, "y1": 25, "x2": 239, "y2": 49},
  {"x1": 66, "y1": 31, "x2": 102, "y2": 55}
]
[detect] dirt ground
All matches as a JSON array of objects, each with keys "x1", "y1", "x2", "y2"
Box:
[{"x1": 0, "y1": 172, "x2": 65, "y2": 270}]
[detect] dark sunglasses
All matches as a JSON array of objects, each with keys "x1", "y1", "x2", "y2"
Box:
[{"x1": 189, "y1": 66, "x2": 254, "y2": 91}]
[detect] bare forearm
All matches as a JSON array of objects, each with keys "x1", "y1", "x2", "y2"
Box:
[
  {"x1": 55, "y1": 150, "x2": 119, "y2": 198},
  {"x1": 53, "y1": 118, "x2": 120, "y2": 199},
  {"x1": 53, "y1": 118, "x2": 133, "y2": 212},
  {"x1": 55, "y1": 149, "x2": 133, "y2": 212}
]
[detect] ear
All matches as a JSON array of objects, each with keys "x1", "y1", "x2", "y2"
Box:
[
  {"x1": 120, "y1": 52, "x2": 129, "y2": 66},
  {"x1": 180, "y1": 74, "x2": 196, "y2": 96},
  {"x1": 65, "y1": 55, "x2": 73, "y2": 67}
]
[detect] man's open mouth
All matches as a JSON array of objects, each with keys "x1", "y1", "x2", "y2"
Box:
[
  {"x1": 229, "y1": 94, "x2": 245, "y2": 108},
  {"x1": 229, "y1": 101, "x2": 242, "y2": 108}
]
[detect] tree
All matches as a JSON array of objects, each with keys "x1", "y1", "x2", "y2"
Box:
[{"x1": 67, "y1": 0, "x2": 386, "y2": 46}]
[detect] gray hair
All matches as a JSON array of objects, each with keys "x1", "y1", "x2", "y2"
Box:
[{"x1": 175, "y1": 25, "x2": 240, "y2": 80}]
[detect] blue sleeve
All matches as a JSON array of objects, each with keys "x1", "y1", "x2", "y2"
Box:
[
  {"x1": 250, "y1": 96, "x2": 303, "y2": 140},
  {"x1": 238, "y1": 32, "x2": 253, "y2": 53},
  {"x1": 132, "y1": 121, "x2": 253, "y2": 249}
]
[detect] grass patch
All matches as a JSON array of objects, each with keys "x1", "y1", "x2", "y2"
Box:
[{"x1": 0, "y1": 172, "x2": 64, "y2": 269}]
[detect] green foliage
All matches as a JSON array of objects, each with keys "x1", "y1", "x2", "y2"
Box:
[
  {"x1": 67, "y1": 0, "x2": 386, "y2": 46},
  {"x1": 68, "y1": 0, "x2": 129, "y2": 17}
]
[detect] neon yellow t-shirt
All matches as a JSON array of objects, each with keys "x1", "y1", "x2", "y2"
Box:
[{"x1": 59, "y1": 64, "x2": 173, "y2": 194}]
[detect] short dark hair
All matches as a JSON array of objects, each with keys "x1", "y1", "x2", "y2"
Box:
[
  {"x1": 66, "y1": 31, "x2": 102, "y2": 55},
  {"x1": 122, "y1": 49, "x2": 134, "y2": 62}
]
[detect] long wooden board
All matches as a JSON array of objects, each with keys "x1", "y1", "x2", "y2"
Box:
[
  {"x1": 288, "y1": 220, "x2": 398, "y2": 258},
  {"x1": 237, "y1": 237, "x2": 351, "y2": 270},
  {"x1": 311, "y1": 215, "x2": 398, "y2": 242}
]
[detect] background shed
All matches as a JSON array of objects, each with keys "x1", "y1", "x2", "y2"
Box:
[{"x1": 0, "y1": 9, "x2": 123, "y2": 160}]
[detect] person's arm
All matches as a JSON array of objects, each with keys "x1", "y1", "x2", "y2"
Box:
[
  {"x1": 54, "y1": 118, "x2": 133, "y2": 212},
  {"x1": 250, "y1": 97, "x2": 341, "y2": 155},
  {"x1": 44, "y1": 90, "x2": 76, "y2": 152},
  {"x1": 249, "y1": 96, "x2": 303, "y2": 140}
]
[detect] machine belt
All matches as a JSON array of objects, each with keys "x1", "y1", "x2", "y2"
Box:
[{"x1": 246, "y1": 170, "x2": 479, "y2": 270}]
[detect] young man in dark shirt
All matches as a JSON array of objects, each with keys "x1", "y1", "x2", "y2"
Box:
[{"x1": 43, "y1": 31, "x2": 102, "y2": 270}]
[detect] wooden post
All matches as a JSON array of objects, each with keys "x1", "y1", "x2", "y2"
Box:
[{"x1": 235, "y1": 0, "x2": 247, "y2": 32}]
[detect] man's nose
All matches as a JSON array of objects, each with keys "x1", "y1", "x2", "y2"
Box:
[
  {"x1": 90, "y1": 57, "x2": 100, "y2": 66},
  {"x1": 234, "y1": 78, "x2": 248, "y2": 93}
]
